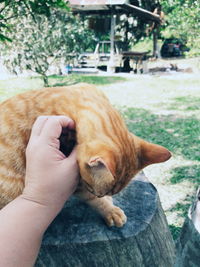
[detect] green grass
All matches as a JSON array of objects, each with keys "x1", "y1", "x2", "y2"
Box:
[
  {"x1": 121, "y1": 107, "x2": 200, "y2": 235},
  {"x1": 168, "y1": 225, "x2": 182, "y2": 241},
  {"x1": 99, "y1": 73, "x2": 200, "y2": 240},
  {"x1": 49, "y1": 74, "x2": 126, "y2": 86},
  {"x1": 170, "y1": 165, "x2": 200, "y2": 185},
  {"x1": 0, "y1": 74, "x2": 125, "y2": 102},
  {"x1": 123, "y1": 108, "x2": 200, "y2": 162},
  {"x1": 167, "y1": 96, "x2": 200, "y2": 111}
]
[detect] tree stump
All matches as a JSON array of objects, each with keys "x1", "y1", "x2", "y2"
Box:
[
  {"x1": 36, "y1": 172, "x2": 175, "y2": 267},
  {"x1": 175, "y1": 187, "x2": 200, "y2": 267}
]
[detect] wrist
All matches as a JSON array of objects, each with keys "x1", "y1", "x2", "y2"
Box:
[
  {"x1": 22, "y1": 186, "x2": 66, "y2": 216},
  {"x1": 18, "y1": 194, "x2": 62, "y2": 229},
  {"x1": 0, "y1": 194, "x2": 61, "y2": 267}
]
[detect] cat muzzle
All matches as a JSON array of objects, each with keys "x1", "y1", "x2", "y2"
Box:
[{"x1": 83, "y1": 181, "x2": 114, "y2": 198}]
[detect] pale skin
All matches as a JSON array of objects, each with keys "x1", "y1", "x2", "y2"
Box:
[{"x1": 0, "y1": 116, "x2": 79, "y2": 267}]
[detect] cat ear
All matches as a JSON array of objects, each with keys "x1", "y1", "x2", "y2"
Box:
[
  {"x1": 137, "y1": 138, "x2": 171, "y2": 168},
  {"x1": 88, "y1": 157, "x2": 107, "y2": 168},
  {"x1": 87, "y1": 157, "x2": 114, "y2": 183}
]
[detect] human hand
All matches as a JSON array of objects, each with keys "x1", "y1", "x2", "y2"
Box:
[{"x1": 23, "y1": 116, "x2": 79, "y2": 214}]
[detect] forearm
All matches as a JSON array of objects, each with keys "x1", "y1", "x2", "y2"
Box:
[
  {"x1": 0, "y1": 116, "x2": 78, "y2": 266},
  {"x1": 0, "y1": 196, "x2": 59, "y2": 267}
]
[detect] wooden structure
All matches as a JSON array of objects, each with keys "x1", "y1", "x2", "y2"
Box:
[
  {"x1": 69, "y1": 0, "x2": 161, "y2": 72},
  {"x1": 175, "y1": 187, "x2": 200, "y2": 266},
  {"x1": 122, "y1": 51, "x2": 149, "y2": 73},
  {"x1": 36, "y1": 172, "x2": 175, "y2": 267},
  {"x1": 69, "y1": 1, "x2": 161, "y2": 22}
]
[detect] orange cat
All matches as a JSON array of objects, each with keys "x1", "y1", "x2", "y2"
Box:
[{"x1": 0, "y1": 83, "x2": 171, "y2": 227}]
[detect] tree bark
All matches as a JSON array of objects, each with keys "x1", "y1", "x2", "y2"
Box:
[
  {"x1": 175, "y1": 187, "x2": 200, "y2": 267},
  {"x1": 42, "y1": 74, "x2": 49, "y2": 87},
  {"x1": 153, "y1": 27, "x2": 159, "y2": 58},
  {"x1": 36, "y1": 172, "x2": 175, "y2": 267}
]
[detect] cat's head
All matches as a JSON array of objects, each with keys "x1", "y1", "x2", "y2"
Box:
[{"x1": 78, "y1": 135, "x2": 171, "y2": 197}]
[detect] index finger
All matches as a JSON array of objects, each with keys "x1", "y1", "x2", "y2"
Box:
[
  {"x1": 40, "y1": 116, "x2": 75, "y2": 139},
  {"x1": 30, "y1": 116, "x2": 49, "y2": 137}
]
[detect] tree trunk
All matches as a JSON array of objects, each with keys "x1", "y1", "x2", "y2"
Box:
[
  {"x1": 153, "y1": 27, "x2": 159, "y2": 58},
  {"x1": 175, "y1": 188, "x2": 200, "y2": 267},
  {"x1": 35, "y1": 172, "x2": 175, "y2": 267},
  {"x1": 42, "y1": 75, "x2": 49, "y2": 87}
]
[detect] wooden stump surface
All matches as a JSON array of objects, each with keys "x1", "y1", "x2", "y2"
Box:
[
  {"x1": 175, "y1": 187, "x2": 200, "y2": 267},
  {"x1": 36, "y1": 172, "x2": 175, "y2": 267}
]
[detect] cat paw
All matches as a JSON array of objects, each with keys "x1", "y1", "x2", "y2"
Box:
[{"x1": 105, "y1": 206, "x2": 127, "y2": 227}]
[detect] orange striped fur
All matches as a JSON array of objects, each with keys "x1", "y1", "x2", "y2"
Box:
[{"x1": 0, "y1": 83, "x2": 171, "y2": 226}]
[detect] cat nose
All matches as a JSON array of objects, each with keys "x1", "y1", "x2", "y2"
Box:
[
  {"x1": 97, "y1": 187, "x2": 116, "y2": 197},
  {"x1": 93, "y1": 190, "x2": 108, "y2": 198},
  {"x1": 94, "y1": 190, "x2": 111, "y2": 198},
  {"x1": 96, "y1": 193, "x2": 106, "y2": 198}
]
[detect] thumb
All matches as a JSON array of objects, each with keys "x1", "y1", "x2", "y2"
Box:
[
  {"x1": 61, "y1": 146, "x2": 80, "y2": 186},
  {"x1": 68, "y1": 146, "x2": 77, "y2": 160}
]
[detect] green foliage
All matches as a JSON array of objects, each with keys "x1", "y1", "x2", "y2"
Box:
[
  {"x1": 160, "y1": 0, "x2": 200, "y2": 56},
  {"x1": 28, "y1": 0, "x2": 69, "y2": 16},
  {"x1": 1, "y1": 0, "x2": 199, "y2": 58},
  {"x1": 1, "y1": 10, "x2": 95, "y2": 86},
  {"x1": 0, "y1": 33, "x2": 11, "y2": 42},
  {"x1": 128, "y1": 0, "x2": 200, "y2": 56},
  {"x1": 92, "y1": 0, "x2": 159, "y2": 47},
  {"x1": 0, "y1": 1, "x2": 69, "y2": 41}
]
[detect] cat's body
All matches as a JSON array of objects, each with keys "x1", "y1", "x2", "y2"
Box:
[{"x1": 0, "y1": 83, "x2": 171, "y2": 226}]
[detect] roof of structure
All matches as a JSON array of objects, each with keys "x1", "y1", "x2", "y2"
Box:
[{"x1": 69, "y1": 0, "x2": 161, "y2": 22}]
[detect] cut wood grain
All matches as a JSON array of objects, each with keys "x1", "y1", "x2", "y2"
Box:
[{"x1": 36, "y1": 172, "x2": 175, "y2": 267}]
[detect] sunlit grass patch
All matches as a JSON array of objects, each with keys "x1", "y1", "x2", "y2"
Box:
[
  {"x1": 170, "y1": 201, "x2": 191, "y2": 219},
  {"x1": 122, "y1": 107, "x2": 200, "y2": 161},
  {"x1": 170, "y1": 165, "x2": 200, "y2": 186},
  {"x1": 48, "y1": 74, "x2": 126, "y2": 87},
  {"x1": 0, "y1": 74, "x2": 126, "y2": 102},
  {"x1": 122, "y1": 106, "x2": 200, "y2": 239},
  {"x1": 101, "y1": 74, "x2": 200, "y2": 240},
  {"x1": 165, "y1": 96, "x2": 200, "y2": 111}
]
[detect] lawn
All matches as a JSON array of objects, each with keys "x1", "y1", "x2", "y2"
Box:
[
  {"x1": 0, "y1": 74, "x2": 125, "y2": 102},
  {"x1": 1, "y1": 72, "x2": 200, "y2": 240},
  {"x1": 99, "y1": 73, "x2": 200, "y2": 239}
]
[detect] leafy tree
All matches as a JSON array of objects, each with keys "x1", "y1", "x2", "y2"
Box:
[
  {"x1": 127, "y1": 0, "x2": 200, "y2": 56},
  {"x1": 0, "y1": 0, "x2": 68, "y2": 41},
  {"x1": 95, "y1": 0, "x2": 160, "y2": 49},
  {"x1": 1, "y1": 9, "x2": 95, "y2": 86},
  {"x1": 160, "y1": 0, "x2": 200, "y2": 55}
]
